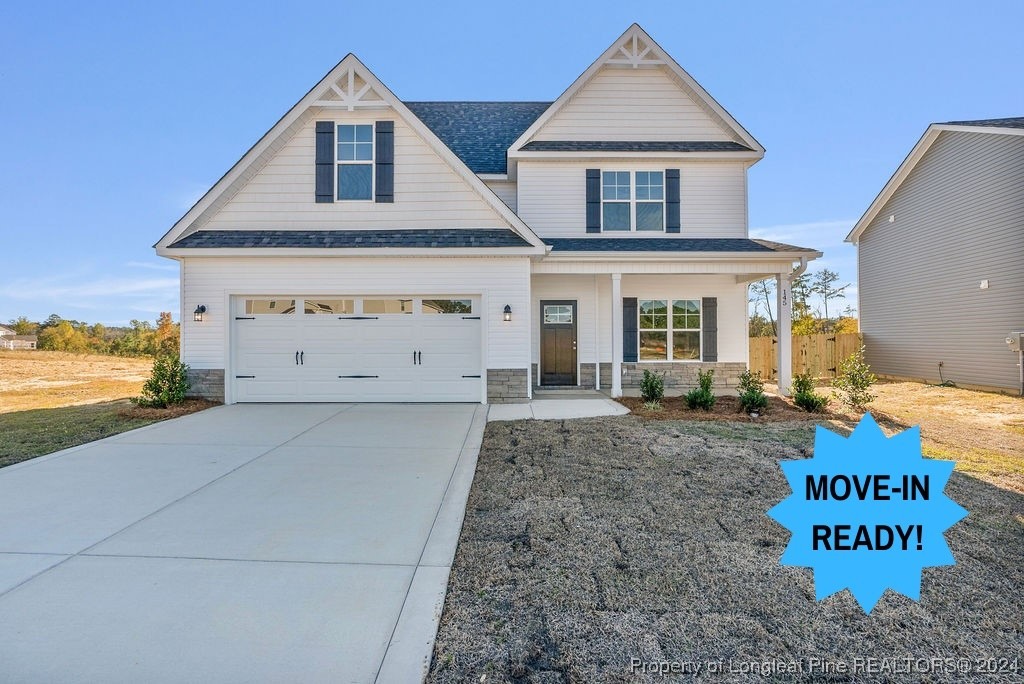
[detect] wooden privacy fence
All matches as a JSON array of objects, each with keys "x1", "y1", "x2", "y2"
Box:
[{"x1": 749, "y1": 333, "x2": 862, "y2": 381}]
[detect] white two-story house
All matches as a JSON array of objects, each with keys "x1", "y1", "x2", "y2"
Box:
[{"x1": 155, "y1": 24, "x2": 819, "y2": 404}]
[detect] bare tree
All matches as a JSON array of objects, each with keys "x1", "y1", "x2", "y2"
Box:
[
  {"x1": 749, "y1": 279, "x2": 776, "y2": 336},
  {"x1": 811, "y1": 269, "x2": 850, "y2": 325}
]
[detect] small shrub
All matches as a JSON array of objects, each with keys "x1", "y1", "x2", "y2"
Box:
[
  {"x1": 642, "y1": 400, "x2": 663, "y2": 412},
  {"x1": 793, "y1": 390, "x2": 829, "y2": 413},
  {"x1": 737, "y1": 370, "x2": 768, "y2": 414},
  {"x1": 685, "y1": 368, "x2": 716, "y2": 410},
  {"x1": 790, "y1": 371, "x2": 829, "y2": 413},
  {"x1": 640, "y1": 369, "x2": 665, "y2": 402},
  {"x1": 133, "y1": 355, "x2": 190, "y2": 408},
  {"x1": 833, "y1": 345, "x2": 877, "y2": 411}
]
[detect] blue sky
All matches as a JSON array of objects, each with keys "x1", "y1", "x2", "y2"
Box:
[{"x1": 2, "y1": 1, "x2": 1021, "y2": 325}]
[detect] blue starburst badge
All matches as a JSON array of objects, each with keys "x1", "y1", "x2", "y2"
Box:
[{"x1": 767, "y1": 414, "x2": 968, "y2": 613}]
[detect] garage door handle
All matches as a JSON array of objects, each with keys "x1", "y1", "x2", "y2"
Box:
[
  {"x1": 338, "y1": 316, "x2": 379, "y2": 320},
  {"x1": 235, "y1": 375, "x2": 255, "y2": 379},
  {"x1": 462, "y1": 375, "x2": 481, "y2": 378},
  {"x1": 417, "y1": 351, "x2": 422, "y2": 365},
  {"x1": 295, "y1": 351, "x2": 299, "y2": 365},
  {"x1": 235, "y1": 316, "x2": 255, "y2": 320},
  {"x1": 300, "y1": 351, "x2": 304, "y2": 365},
  {"x1": 461, "y1": 316, "x2": 480, "y2": 320},
  {"x1": 338, "y1": 374, "x2": 379, "y2": 379}
]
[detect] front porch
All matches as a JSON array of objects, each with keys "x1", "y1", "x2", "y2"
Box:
[{"x1": 529, "y1": 262, "x2": 803, "y2": 398}]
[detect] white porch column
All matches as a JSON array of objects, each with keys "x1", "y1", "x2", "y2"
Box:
[
  {"x1": 611, "y1": 273, "x2": 623, "y2": 398},
  {"x1": 776, "y1": 273, "x2": 792, "y2": 396}
]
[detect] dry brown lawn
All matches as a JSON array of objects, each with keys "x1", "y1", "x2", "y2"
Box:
[
  {"x1": 623, "y1": 381, "x2": 1024, "y2": 494},
  {"x1": 0, "y1": 350, "x2": 153, "y2": 413}
]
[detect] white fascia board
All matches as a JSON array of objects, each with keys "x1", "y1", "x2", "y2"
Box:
[
  {"x1": 158, "y1": 246, "x2": 546, "y2": 258},
  {"x1": 156, "y1": 55, "x2": 547, "y2": 251},
  {"x1": 508, "y1": 150, "x2": 763, "y2": 162},
  {"x1": 507, "y1": 24, "x2": 764, "y2": 155},
  {"x1": 477, "y1": 173, "x2": 509, "y2": 181}
]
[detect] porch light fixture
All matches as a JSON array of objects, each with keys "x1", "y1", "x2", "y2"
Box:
[
  {"x1": 193, "y1": 305, "x2": 207, "y2": 322},
  {"x1": 503, "y1": 304, "x2": 512, "y2": 322}
]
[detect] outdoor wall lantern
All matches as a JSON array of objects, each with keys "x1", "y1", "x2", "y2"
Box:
[
  {"x1": 503, "y1": 304, "x2": 512, "y2": 322},
  {"x1": 193, "y1": 305, "x2": 207, "y2": 322}
]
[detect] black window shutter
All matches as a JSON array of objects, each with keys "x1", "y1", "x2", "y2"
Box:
[
  {"x1": 702, "y1": 297, "x2": 718, "y2": 361},
  {"x1": 375, "y1": 121, "x2": 394, "y2": 203},
  {"x1": 623, "y1": 297, "x2": 638, "y2": 363},
  {"x1": 586, "y1": 169, "x2": 601, "y2": 233},
  {"x1": 315, "y1": 122, "x2": 334, "y2": 203},
  {"x1": 665, "y1": 168, "x2": 680, "y2": 233}
]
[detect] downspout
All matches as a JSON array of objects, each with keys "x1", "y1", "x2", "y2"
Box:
[{"x1": 791, "y1": 256, "x2": 809, "y2": 280}]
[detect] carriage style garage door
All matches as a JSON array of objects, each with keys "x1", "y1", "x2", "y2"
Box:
[{"x1": 231, "y1": 296, "x2": 482, "y2": 402}]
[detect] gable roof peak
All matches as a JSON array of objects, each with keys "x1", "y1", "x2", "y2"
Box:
[{"x1": 508, "y1": 24, "x2": 764, "y2": 156}]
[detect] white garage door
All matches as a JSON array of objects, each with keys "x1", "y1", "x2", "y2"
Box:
[{"x1": 231, "y1": 296, "x2": 482, "y2": 402}]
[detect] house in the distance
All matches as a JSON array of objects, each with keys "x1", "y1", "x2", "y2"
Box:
[
  {"x1": 0, "y1": 325, "x2": 37, "y2": 350},
  {"x1": 156, "y1": 24, "x2": 819, "y2": 404},
  {"x1": 847, "y1": 117, "x2": 1024, "y2": 393}
]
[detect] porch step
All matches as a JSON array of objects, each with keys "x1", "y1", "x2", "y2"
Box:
[{"x1": 533, "y1": 388, "x2": 607, "y2": 399}]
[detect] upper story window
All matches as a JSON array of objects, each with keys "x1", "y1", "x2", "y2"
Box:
[
  {"x1": 337, "y1": 124, "x2": 373, "y2": 200},
  {"x1": 601, "y1": 171, "x2": 664, "y2": 232}
]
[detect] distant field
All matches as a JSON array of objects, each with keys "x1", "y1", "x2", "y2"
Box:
[{"x1": 0, "y1": 350, "x2": 152, "y2": 413}]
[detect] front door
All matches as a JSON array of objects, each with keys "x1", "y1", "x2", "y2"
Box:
[{"x1": 540, "y1": 300, "x2": 577, "y2": 386}]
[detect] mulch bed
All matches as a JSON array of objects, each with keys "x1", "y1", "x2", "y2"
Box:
[
  {"x1": 116, "y1": 398, "x2": 221, "y2": 420},
  {"x1": 427, "y1": 417, "x2": 1024, "y2": 683},
  {"x1": 618, "y1": 395, "x2": 827, "y2": 422}
]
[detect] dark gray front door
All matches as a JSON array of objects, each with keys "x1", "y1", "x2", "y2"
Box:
[{"x1": 540, "y1": 300, "x2": 577, "y2": 386}]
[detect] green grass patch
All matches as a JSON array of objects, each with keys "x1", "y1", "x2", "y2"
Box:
[{"x1": 0, "y1": 400, "x2": 157, "y2": 468}]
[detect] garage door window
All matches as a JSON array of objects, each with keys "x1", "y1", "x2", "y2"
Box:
[
  {"x1": 422, "y1": 299, "x2": 472, "y2": 314},
  {"x1": 363, "y1": 299, "x2": 413, "y2": 314},
  {"x1": 245, "y1": 299, "x2": 296, "y2": 315},
  {"x1": 304, "y1": 299, "x2": 354, "y2": 314}
]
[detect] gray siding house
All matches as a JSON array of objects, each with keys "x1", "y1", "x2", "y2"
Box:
[{"x1": 847, "y1": 118, "x2": 1024, "y2": 393}]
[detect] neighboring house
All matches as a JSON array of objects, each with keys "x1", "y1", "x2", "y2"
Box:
[
  {"x1": 847, "y1": 117, "x2": 1024, "y2": 393},
  {"x1": 0, "y1": 335, "x2": 38, "y2": 350},
  {"x1": 0, "y1": 325, "x2": 15, "y2": 338},
  {"x1": 156, "y1": 24, "x2": 819, "y2": 404}
]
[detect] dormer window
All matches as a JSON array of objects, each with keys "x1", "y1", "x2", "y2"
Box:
[
  {"x1": 601, "y1": 171, "x2": 665, "y2": 232},
  {"x1": 337, "y1": 124, "x2": 374, "y2": 200}
]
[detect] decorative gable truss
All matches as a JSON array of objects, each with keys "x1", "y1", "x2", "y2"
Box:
[
  {"x1": 156, "y1": 55, "x2": 546, "y2": 253},
  {"x1": 313, "y1": 69, "x2": 388, "y2": 110},
  {"x1": 508, "y1": 24, "x2": 764, "y2": 160}
]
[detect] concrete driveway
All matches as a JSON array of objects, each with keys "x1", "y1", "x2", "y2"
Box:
[{"x1": 0, "y1": 403, "x2": 486, "y2": 683}]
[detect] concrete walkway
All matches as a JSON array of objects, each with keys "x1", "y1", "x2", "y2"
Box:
[
  {"x1": 0, "y1": 403, "x2": 486, "y2": 683},
  {"x1": 487, "y1": 395, "x2": 630, "y2": 422}
]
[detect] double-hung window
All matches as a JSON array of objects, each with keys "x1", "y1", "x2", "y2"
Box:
[
  {"x1": 638, "y1": 299, "x2": 701, "y2": 360},
  {"x1": 601, "y1": 171, "x2": 665, "y2": 232},
  {"x1": 337, "y1": 124, "x2": 373, "y2": 200}
]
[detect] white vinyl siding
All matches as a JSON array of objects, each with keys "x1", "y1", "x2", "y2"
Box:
[
  {"x1": 483, "y1": 179, "x2": 517, "y2": 212},
  {"x1": 858, "y1": 130, "x2": 1024, "y2": 391},
  {"x1": 531, "y1": 65, "x2": 734, "y2": 142},
  {"x1": 180, "y1": 257, "x2": 531, "y2": 382},
  {"x1": 197, "y1": 113, "x2": 509, "y2": 231},
  {"x1": 517, "y1": 161, "x2": 747, "y2": 237}
]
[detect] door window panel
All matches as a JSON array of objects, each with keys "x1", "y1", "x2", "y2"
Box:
[
  {"x1": 304, "y1": 299, "x2": 354, "y2": 314},
  {"x1": 245, "y1": 299, "x2": 296, "y2": 314},
  {"x1": 362, "y1": 299, "x2": 413, "y2": 314},
  {"x1": 543, "y1": 305, "x2": 573, "y2": 324}
]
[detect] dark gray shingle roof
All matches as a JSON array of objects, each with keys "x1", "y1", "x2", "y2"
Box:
[
  {"x1": 169, "y1": 229, "x2": 532, "y2": 249},
  {"x1": 545, "y1": 238, "x2": 818, "y2": 253},
  {"x1": 404, "y1": 102, "x2": 551, "y2": 174},
  {"x1": 520, "y1": 140, "x2": 752, "y2": 152},
  {"x1": 944, "y1": 117, "x2": 1024, "y2": 129}
]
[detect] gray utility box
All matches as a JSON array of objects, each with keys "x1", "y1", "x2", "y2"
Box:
[{"x1": 1007, "y1": 331, "x2": 1024, "y2": 352}]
